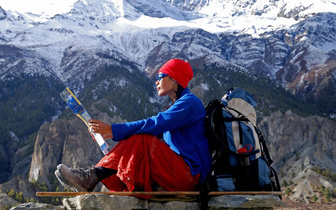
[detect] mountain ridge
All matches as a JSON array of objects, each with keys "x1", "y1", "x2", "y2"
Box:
[{"x1": 1, "y1": 1, "x2": 335, "y2": 112}]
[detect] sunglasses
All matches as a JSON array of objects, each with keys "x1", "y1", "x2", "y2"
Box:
[{"x1": 156, "y1": 73, "x2": 169, "y2": 81}]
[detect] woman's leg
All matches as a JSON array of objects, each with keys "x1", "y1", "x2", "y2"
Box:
[
  {"x1": 95, "y1": 167, "x2": 117, "y2": 181},
  {"x1": 55, "y1": 134, "x2": 199, "y2": 194},
  {"x1": 96, "y1": 134, "x2": 199, "y2": 196}
]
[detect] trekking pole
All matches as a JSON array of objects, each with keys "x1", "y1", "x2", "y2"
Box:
[{"x1": 36, "y1": 191, "x2": 283, "y2": 197}]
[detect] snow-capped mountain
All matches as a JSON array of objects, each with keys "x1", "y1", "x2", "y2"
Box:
[{"x1": 1, "y1": 0, "x2": 335, "y2": 114}]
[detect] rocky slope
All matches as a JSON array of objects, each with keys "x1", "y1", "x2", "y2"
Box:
[
  {"x1": 28, "y1": 106, "x2": 123, "y2": 189},
  {"x1": 259, "y1": 110, "x2": 336, "y2": 203}
]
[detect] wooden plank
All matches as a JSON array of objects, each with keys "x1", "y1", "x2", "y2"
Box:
[{"x1": 36, "y1": 191, "x2": 282, "y2": 197}]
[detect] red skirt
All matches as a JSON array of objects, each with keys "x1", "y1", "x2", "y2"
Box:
[{"x1": 95, "y1": 134, "x2": 199, "y2": 196}]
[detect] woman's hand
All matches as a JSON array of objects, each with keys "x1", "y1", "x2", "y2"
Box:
[{"x1": 88, "y1": 119, "x2": 113, "y2": 139}]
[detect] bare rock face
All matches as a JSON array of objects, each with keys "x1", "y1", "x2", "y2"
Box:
[
  {"x1": 0, "y1": 175, "x2": 38, "y2": 207},
  {"x1": 259, "y1": 110, "x2": 336, "y2": 203},
  {"x1": 63, "y1": 194, "x2": 148, "y2": 210},
  {"x1": 28, "y1": 117, "x2": 107, "y2": 188},
  {"x1": 27, "y1": 105, "x2": 123, "y2": 190},
  {"x1": 10, "y1": 202, "x2": 64, "y2": 210},
  {"x1": 0, "y1": 193, "x2": 18, "y2": 209},
  {"x1": 259, "y1": 110, "x2": 336, "y2": 171}
]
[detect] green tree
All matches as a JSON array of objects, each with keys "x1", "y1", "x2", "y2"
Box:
[
  {"x1": 324, "y1": 188, "x2": 331, "y2": 202},
  {"x1": 312, "y1": 194, "x2": 318, "y2": 203},
  {"x1": 282, "y1": 180, "x2": 288, "y2": 187},
  {"x1": 7, "y1": 189, "x2": 15, "y2": 197},
  {"x1": 325, "y1": 169, "x2": 331, "y2": 178},
  {"x1": 15, "y1": 192, "x2": 24, "y2": 203},
  {"x1": 285, "y1": 187, "x2": 292, "y2": 195},
  {"x1": 316, "y1": 166, "x2": 321, "y2": 174},
  {"x1": 295, "y1": 151, "x2": 299, "y2": 160},
  {"x1": 320, "y1": 184, "x2": 325, "y2": 192},
  {"x1": 291, "y1": 171, "x2": 295, "y2": 179}
]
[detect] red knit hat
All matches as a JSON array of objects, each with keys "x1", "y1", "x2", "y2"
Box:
[{"x1": 158, "y1": 59, "x2": 193, "y2": 88}]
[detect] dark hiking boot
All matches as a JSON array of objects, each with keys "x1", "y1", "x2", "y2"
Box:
[{"x1": 54, "y1": 164, "x2": 99, "y2": 192}]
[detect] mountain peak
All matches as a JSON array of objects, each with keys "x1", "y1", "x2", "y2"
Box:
[
  {"x1": 0, "y1": 6, "x2": 7, "y2": 20},
  {"x1": 2, "y1": 0, "x2": 336, "y2": 36}
]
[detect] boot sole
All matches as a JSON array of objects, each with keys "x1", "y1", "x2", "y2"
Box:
[{"x1": 54, "y1": 169, "x2": 79, "y2": 192}]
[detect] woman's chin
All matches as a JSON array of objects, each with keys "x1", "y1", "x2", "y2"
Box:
[{"x1": 157, "y1": 91, "x2": 164, "y2": 97}]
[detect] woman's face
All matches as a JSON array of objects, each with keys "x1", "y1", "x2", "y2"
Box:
[{"x1": 156, "y1": 74, "x2": 177, "y2": 99}]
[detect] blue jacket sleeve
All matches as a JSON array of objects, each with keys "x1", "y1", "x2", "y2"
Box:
[{"x1": 112, "y1": 98, "x2": 194, "y2": 141}]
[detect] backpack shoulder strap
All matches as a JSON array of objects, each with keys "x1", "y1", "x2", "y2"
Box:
[
  {"x1": 205, "y1": 99, "x2": 228, "y2": 151},
  {"x1": 254, "y1": 126, "x2": 273, "y2": 165},
  {"x1": 202, "y1": 99, "x2": 233, "y2": 209}
]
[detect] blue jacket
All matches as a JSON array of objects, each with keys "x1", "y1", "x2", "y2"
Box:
[{"x1": 111, "y1": 88, "x2": 212, "y2": 183}]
